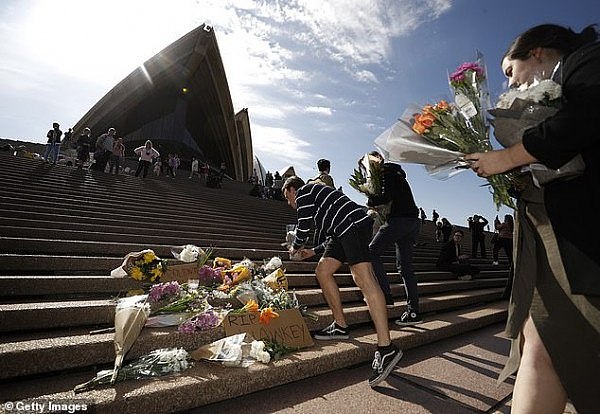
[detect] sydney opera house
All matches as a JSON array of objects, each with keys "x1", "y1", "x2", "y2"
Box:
[{"x1": 72, "y1": 24, "x2": 252, "y2": 181}]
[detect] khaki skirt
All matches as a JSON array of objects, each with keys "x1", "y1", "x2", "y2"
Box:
[{"x1": 499, "y1": 180, "x2": 600, "y2": 414}]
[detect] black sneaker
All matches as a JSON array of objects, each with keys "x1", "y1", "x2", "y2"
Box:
[
  {"x1": 395, "y1": 311, "x2": 423, "y2": 326},
  {"x1": 369, "y1": 344, "x2": 403, "y2": 387},
  {"x1": 314, "y1": 321, "x2": 350, "y2": 340}
]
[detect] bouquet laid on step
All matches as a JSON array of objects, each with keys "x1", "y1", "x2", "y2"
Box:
[
  {"x1": 75, "y1": 347, "x2": 190, "y2": 393},
  {"x1": 488, "y1": 78, "x2": 585, "y2": 187},
  {"x1": 190, "y1": 333, "x2": 294, "y2": 367},
  {"x1": 349, "y1": 153, "x2": 389, "y2": 224},
  {"x1": 110, "y1": 249, "x2": 168, "y2": 283},
  {"x1": 374, "y1": 55, "x2": 520, "y2": 209}
]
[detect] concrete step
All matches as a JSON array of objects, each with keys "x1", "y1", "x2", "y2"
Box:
[
  {"x1": 0, "y1": 253, "x2": 506, "y2": 275},
  {"x1": 0, "y1": 271, "x2": 509, "y2": 299},
  {"x1": 0, "y1": 302, "x2": 508, "y2": 412},
  {"x1": 0, "y1": 193, "x2": 295, "y2": 230},
  {"x1": 0, "y1": 237, "x2": 468, "y2": 265},
  {"x1": 0, "y1": 288, "x2": 504, "y2": 379},
  {"x1": 0, "y1": 280, "x2": 507, "y2": 332}
]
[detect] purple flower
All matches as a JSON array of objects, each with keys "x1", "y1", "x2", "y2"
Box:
[
  {"x1": 450, "y1": 62, "x2": 484, "y2": 82},
  {"x1": 149, "y1": 281, "x2": 181, "y2": 303},
  {"x1": 198, "y1": 266, "x2": 223, "y2": 286},
  {"x1": 177, "y1": 310, "x2": 221, "y2": 334}
]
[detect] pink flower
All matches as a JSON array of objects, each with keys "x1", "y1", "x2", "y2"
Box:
[{"x1": 450, "y1": 62, "x2": 484, "y2": 82}]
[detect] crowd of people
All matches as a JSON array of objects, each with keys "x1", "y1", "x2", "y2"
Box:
[{"x1": 40, "y1": 124, "x2": 226, "y2": 188}]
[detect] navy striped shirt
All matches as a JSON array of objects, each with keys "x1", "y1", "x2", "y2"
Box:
[{"x1": 293, "y1": 184, "x2": 370, "y2": 251}]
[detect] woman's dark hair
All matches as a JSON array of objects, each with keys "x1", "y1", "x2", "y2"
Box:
[
  {"x1": 504, "y1": 24, "x2": 598, "y2": 60},
  {"x1": 282, "y1": 176, "x2": 305, "y2": 192}
]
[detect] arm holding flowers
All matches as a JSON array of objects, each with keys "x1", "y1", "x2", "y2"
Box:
[{"x1": 466, "y1": 142, "x2": 537, "y2": 177}]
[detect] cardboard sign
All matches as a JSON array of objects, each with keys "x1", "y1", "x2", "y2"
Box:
[
  {"x1": 161, "y1": 262, "x2": 199, "y2": 283},
  {"x1": 222, "y1": 309, "x2": 314, "y2": 349}
]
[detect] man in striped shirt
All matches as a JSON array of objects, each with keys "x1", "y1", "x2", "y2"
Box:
[{"x1": 283, "y1": 176, "x2": 402, "y2": 387}]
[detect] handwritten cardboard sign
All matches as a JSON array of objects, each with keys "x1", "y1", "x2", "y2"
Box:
[
  {"x1": 161, "y1": 262, "x2": 199, "y2": 283},
  {"x1": 222, "y1": 309, "x2": 314, "y2": 349}
]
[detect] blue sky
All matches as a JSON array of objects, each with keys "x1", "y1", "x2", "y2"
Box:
[{"x1": 1, "y1": 0, "x2": 598, "y2": 226}]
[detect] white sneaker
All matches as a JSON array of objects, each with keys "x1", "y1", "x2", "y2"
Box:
[
  {"x1": 457, "y1": 274, "x2": 472, "y2": 281},
  {"x1": 492, "y1": 261, "x2": 499, "y2": 266}
]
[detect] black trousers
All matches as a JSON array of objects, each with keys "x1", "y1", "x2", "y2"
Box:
[{"x1": 135, "y1": 160, "x2": 151, "y2": 178}]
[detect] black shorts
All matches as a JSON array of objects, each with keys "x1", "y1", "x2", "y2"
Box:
[{"x1": 322, "y1": 220, "x2": 373, "y2": 265}]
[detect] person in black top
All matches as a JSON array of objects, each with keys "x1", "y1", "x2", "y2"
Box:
[
  {"x1": 436, "y1": 230, "x2": 480, "y2": 280},
  {"x1": 432, "y1": 209, "x2": 439, "y2": 224},
  {"x1": 367, "y1": 151, "x2": 422, "y2": 326},
  {"x1": 470, "y1": 214, "x2": 489, "y2": 258},
  {"x1": 283, "y1": 176, "x2": 402, "y2": 387},
  {"x1": 43, "y1": 122, "x2": 62, "y2": 164},
  {"x1": 76, "y1": 127, "x2": 92, "y2": 169},
  {"x1": 466, "y1": 24, "x2": 600, "y2": 413},
  {"x1": 440, "y1": 217, "x2": 453, "y2": 242}
]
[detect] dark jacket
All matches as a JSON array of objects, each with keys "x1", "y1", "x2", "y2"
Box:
[
  {"x1": 522, "y1": 41, "x2": 600, "y2": 295},
  {"x1": 46, "y1": 128, "x2": 62, "y2": 144},
  {"x1": 367, "y1": 162, "x2": 418, "y2": 218},
  {"x1": 437, "y1": 241, "x2": 461, "y2": 268}
]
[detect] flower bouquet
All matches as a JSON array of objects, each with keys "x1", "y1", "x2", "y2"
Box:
[
  {"x1": 349, "y1": 153, "x2": 389, "y2": 224},
  {"x1": 375, "y1": 55, "x2": 519, "y2": 209},
  {"x1": 74, "y1": 347, "x2": 190, "y2": 393},
  {"x1": 488, "y1": 79, "x2": 585, "y2": 186},
  {"x1": 111, "y1": 249, "x2": 168, "y2": 283},
  {"x1": 144, "y1": 280, "x2": 227, "y2": 333},
  {"x1": 190, "y1": 333, "x2": 294, "y2": 367},
  {"x1": 111, "y1": 295, "x2": 151, "y2": 384},
  {"x1": 160, "y1": 245, "x2": 215, "y2": 283}
]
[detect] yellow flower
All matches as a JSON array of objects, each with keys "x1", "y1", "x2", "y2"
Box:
[
  {"x1": 143, "y1": 251, "x2": 157, "y2": 264},
  {"x1": 213, "y1": 257, "x2": 232, "y2": 269},
  {"x1": 259, "y1": 307, "x2": 279, "y2": 325},
  {"x1": 150, "y1": 267, "x2": 163, "y2": 281},
  {"x1": 129, "y1": 266, "x2": 144, "y2": 281},
  {"x1": 242, "y1": 299, "x2": 259, "y2": 313}
]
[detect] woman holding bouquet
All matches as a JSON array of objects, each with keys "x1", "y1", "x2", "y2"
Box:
[{"x1": 466, "y1": 24, "x2": 600, "y2": 414}]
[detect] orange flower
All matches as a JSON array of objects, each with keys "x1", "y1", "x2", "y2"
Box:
[
  {"x1": 412, "y1": 121, "x2": 428, "y2": 135},
  {"x1": 242, "y1": 299, "x2": 259, "y2": 313},
  {"x1": 259, "y1": 307, "x2": 279, "y2": 325},
  {"x1": 435, "y1": 100, "x2": 450, "y2": 111},
  {"x1": 422, "y1": 104, "x2": 435, "y2": 114},
  {"x1": 417, "y1": 112, "x2": 436, "y2": 128}
]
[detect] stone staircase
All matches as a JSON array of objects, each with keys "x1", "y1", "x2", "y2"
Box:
[{"x1": 0, "y1": 152, "x2": 510, "y2": 413}]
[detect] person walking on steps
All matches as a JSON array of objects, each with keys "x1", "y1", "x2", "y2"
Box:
[{"x1": 366, "y1": 151, "x2": 423, "y2": 326}]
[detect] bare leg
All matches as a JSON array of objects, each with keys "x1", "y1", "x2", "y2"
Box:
[
  {"x1": 512, "y1": 316, "x2": 567, "y2": 414},
  {"x1": 315, "y1": 257, "x2": 345, "y2": 326},
  {"x1": 350, "y1": 261, "x2": 390, "y2": 346}
]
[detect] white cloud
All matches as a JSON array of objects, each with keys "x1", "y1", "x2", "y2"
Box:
[
  {"x1": 304, "y1": 106, "x2": 333, "y2": 116},
  {"x1": 353, "y1": 70, "x2": 379, "y2": 83},
  {"x1": 250, "y1": 123, "x2": 313, "y2": 172}
]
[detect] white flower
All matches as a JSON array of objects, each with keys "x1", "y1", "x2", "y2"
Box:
[
  {"x1": 179, "y1": 245, "x2": 200, "y2": 263},
  {"x1": 237, "y1": 258, "x2": 255, "y2": 269},
  {"x1": 211, "y1": 290, "x2": 230, "y2": 299},
  {"x1": 263, "y1": 256, "x2": 283, "y2": 271},
  {"x1": 496, "y1": 79, "x2": 562, "y2": 109},
  {"x1": 251, "y1": 340, "x2": 265, "y2": 353},
  {"x1": 250, "y1": 341, "x2": 271, "y2": 364}
]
